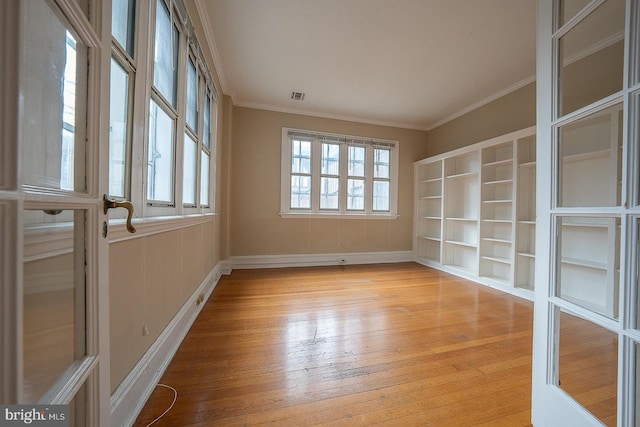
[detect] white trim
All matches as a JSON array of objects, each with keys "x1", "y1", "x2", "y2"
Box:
[
  {"x1": 227, "y1": 251, "x2": 413, "y2": 270},
  {"x1": 235, "y1": 100, "x2": 431, "y2": 131},
  {"x1": 109, "y1": 262, "x2": 223, "y2": 427},
  {"x1": 108, "y1": 213, "x2": 216, "y2": 243},
  {"x1": 414, "y1": 258, "x2": 534, "y2": 302}
]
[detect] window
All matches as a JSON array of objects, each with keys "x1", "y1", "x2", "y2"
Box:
[
  {"x1": 108, "y1": 0, "x2": 218, "y2": 216},
  {"x1": 281, "y1": 128, "x2": 398, "y2": 218}
]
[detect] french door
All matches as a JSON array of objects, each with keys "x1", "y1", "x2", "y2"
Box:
[
  {"x1": 1, "y1": 0, "x2": 113, "y2": 425},
  {"x1": 533, "y1": 1, "x2": 640, "y2": 426}
]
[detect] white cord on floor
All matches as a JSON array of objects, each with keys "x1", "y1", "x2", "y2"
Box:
[{"x1": 145, "y1": 383, "x2": 178, "y2": 427}]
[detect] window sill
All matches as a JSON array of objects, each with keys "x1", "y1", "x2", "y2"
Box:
[
  {"x1": 279, "y1": 212, "x2": 398, "y2": 220},
  {"x1": 108, "y1": 212, "x2": 216, "y2": 243}
]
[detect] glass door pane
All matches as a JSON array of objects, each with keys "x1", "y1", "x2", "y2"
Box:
[
  {"x1": 556, "y1": 216, "x2": 620, "y2": 319},
  {"x1": 557, "y1": 104, "x2": 622, "y2": 207},
  {"x1": 557, "y1": 0, "x2": 625, "y2": 117},
  {"x1": 23, "y1": 209, "x2": 86, "y2": 403},
  {"x1": 22, "y1": 0, "x2": 88, "y2": 193},
  {"x1": 558, "y1": 310, "x2": 618, "y2": 426}
]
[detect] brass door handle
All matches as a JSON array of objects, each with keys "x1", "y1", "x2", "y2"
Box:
[{"x1": 103, "y1": 195, "x2": 137, "y2": 233}]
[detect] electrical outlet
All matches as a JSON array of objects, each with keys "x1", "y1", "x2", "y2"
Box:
[{"x1": 142, "y1": 324, "x2": 149, "y2": 336}]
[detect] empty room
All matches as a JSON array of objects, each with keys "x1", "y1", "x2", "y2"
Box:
[{"x1": 1, "y1": 0, "x2": 639, "y2": 426}]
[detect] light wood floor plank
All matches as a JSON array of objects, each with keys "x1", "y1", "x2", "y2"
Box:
[{"x1": 132, "y1": 262, "x2": 610, "y2": 426}]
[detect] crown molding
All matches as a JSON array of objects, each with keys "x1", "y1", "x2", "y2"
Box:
[
  {"x1": 426, "y1": 75, "x2": 537, "y2": 131},
  {"x1": 193, "y1": 0, "x2": 228, "y2": 94}
]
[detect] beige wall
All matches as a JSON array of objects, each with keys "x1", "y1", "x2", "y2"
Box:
[
  {"x1": 229, "y1": 107, "x2": 429, "y2": 256},
  {"x1": 109, "y1": 219, "x2": 217, "y2": 392},
  {"x1": 426, "y1": 82, "x2": 537, "y2": 157}
]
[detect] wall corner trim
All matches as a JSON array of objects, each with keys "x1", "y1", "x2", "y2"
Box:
[{"x1": 109, "y1": 262, "x2": 224, "y2": 426}]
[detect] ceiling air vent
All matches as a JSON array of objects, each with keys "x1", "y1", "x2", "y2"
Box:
[{"x1": 290, "y1": 91, "x2": 305, "y2": 101}]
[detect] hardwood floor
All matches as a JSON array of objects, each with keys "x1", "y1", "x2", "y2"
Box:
[{"x1": 135, "y1": 263, "x2": 535, "y2": 426}]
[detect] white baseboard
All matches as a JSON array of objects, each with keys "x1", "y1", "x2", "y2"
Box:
[
  {"x1": 227, "y1": 251, "x2": 414, "y2": 270},
  {"x1": 109, "y1": 262, "x2": 223, "y2": 427}
]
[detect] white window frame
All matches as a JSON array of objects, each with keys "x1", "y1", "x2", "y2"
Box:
[
  {"x1": 107, "y1": 0, "x2": 218, "y2": 224},
  {"x1": 280, "y1": 128, "x2": 399, "y2": 219}
]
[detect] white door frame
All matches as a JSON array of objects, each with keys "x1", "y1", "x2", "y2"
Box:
[
  {"x1": 0, "y1": 0, "x2": 113, "y2": 424},
  {"x1": 533, "y1": 0, "x2": 640, "y2": 426}
]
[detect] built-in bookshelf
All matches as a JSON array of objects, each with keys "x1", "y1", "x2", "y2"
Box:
[
  {"x1": 515, "y1": 135, "x2": 536, "y2": 291},
  {"x1": 413, "y1": 127, "x2": 536, "y2": 299},
  {"x1": 415, "y1": 160, "x2": 443, "y2": 263},
  {"x1": 479, "y1": 141, "x2": 514, "y2": 286}
]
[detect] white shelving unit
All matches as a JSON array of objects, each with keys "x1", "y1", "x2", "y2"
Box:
[
  {"x1": 515, "y1": 135, "x2": 536, "y2": 292},
  {"x1": 443, "y1": 151, "x2": 480, "y2": 275},
  {"x1": 413, "y1": 127, "x2": 536, "y2": 299},
  {"x1": 414, "y1": 160, "x2": 443, "y2": 263},
  {"x1": 480, "y1": 141, "x2": 514, "y2": 286}
]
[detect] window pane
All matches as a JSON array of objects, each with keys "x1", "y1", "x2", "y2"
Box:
[
  {"x1": 321, "y1": 143, "x2": 340, "y2": 175},
  {"x1": 291, "y1": 175, "x2": 311, "y2": 209},
  {"x1": 292, "y1": 140, "x2": 311, "y2": 173},
  {"x1": 203, "y1": 94, "x2": 211, "y2": 149},
  {"x1": 153, "y1": 0, "x2": 178, "y2": 106},
  {"x1": 373, "y1": 180, "x2": 390, "y2": 211},
  {"x1": 557, "y1": 310, "x2": 618, "y2": 425},
  {"x1": 147, "y1": 100, "x2": 174, "y2": 203},
  {"x1": 112, "y1": 0, "x2": 136, "y2": 56},
  {"x1": 556, "y1": 216, "x2": 620, "y2": 319},
  {"x1": 348, "y1": 146, "x2": 365, "y2": 177},
  {"x1": 320, "y1": 177, "x2": 339, "y2": 210},
  {"x1": 200, "y1": 152, "x2": 210, "y2": 206},
  {"x1": 374, "y1": 148, "x2": 390, "y2": 179},
  {"x1": 182, "y1": 133, "x2": 197, "y2": 206},
  {"x1": 558, "y1": 0, "x2": 625, "y2": 117},
  {"x1": 186, "y1": 57, "x2": 198, "y2": 131},
  {"x1": 23, "y1": 209, "x2": 86, "y2": 402},
  {"x1": 347, "y1": 178, "x2": 365, "y2": 210},
  {"x1": 109, "y1": 59, "x2": 129, "y2": 198},
  {"x1": 558, "y1": 104, "x2": 622, "y2": 207},
  {"x1": 22, "y1": 2, "x2": 87, "y2": 193}
]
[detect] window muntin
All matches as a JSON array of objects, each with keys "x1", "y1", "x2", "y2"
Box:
[{"x1": 283, "y1": 129, "x2": 398, "y2": 217}]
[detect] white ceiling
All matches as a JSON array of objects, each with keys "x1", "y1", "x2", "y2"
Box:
[{"x1": 196, "y1": 0, "x2": 536, "y2": 130}]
